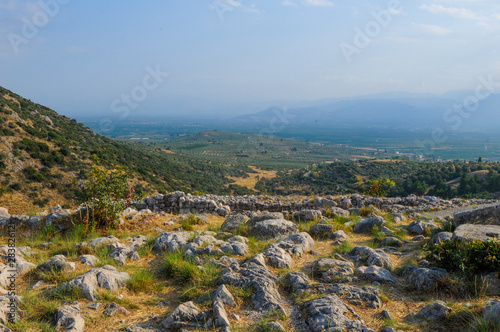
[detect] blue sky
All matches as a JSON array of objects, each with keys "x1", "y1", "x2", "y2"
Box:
[{"x1": 1, "y1": 0, "x2": 500, "y2": 117}]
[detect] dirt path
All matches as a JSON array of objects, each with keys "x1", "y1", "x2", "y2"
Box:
[{"x1": 423, "y1": 202, "x2": 500, "y2": 219}]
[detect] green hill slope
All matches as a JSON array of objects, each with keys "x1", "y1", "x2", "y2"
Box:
[{"x1": 0, "y1": 87, "x2": 248, "y2": 213}]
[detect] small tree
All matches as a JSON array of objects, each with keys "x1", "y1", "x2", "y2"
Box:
[
  {"x1": 362, "y1": 177, "x2": 395, "y2": 197},
  {"x1": 75, "y1": 156, "x2": 130, "y2": 229}
]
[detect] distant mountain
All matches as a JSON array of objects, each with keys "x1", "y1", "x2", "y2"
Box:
[{"x1": 235, "y1": 91, "x2": 500, "y2": 129}]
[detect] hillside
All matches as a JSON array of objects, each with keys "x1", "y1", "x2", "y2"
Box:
[{"x1": 0, "y1": 87, "x2": 251, "y2": 213}]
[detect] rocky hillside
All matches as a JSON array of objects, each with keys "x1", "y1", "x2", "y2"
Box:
[
  {"x1": 0, "y1": 193, "x2": 499, "y2": 332},
  {"x1": 0, "y1": 86, "x2": 251, "y2": 213}
]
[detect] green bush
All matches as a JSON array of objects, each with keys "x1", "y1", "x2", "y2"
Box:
[
  {"x1": 427, "y1": 239, "x2": 500, "y2": 275},
  {"x1": 74, "y1": 155, "x2": 130, "y2": 229}
]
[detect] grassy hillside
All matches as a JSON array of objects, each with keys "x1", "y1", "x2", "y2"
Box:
[{"x1": 0, "y1": 87, "x2": 251, "y2": 213}]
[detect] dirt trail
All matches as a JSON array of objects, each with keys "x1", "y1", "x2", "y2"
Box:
[{"x1": 423, "y1": 202, "x2": 500, "y2": 219}]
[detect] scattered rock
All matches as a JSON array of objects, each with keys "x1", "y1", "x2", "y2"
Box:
[
  {"x1": 482, "y1": 299, "x2": 500, "y2": 323},
  {"x1": 54, "y1": 303, "x2": 85, "y2": 332},
  {"x1": 249, "y1": 219, "x2": 298, "y2": 239},
  {"x1": 153, "y1": 231, "x2": 189, "y2": 251},
  {"x1": 416, "y1": 301, "x2": 452, "y2": 320},
  {"x1": 58, "y1": 265, "x2": 130, "y2": 301},
  {"x1": 294, "y1": 209, "x2": 322, "y2": 222},
  {"x1": 79, "y1": 255, "x2": 100, "y2": 267},
  {"x1": 102, "y1": 302, "x2": 130, "y2": 317},
  {"x1": 221, "y1": 214, "x2": 248, "y2": 231},
  {"x1": 308, "y1": 223, "x2": 333, "y2": 239},
  {"x1": 330, "y1": 283, "x2": 382, "y2": 309},
  {"x1": 354, "y1": 216, "x2": 384, "y2": 234},
  {"x1": 348, "y1": 246, "x2": 392, "y2": 268},
  {"x1": 355, "y1": 266, "x2": 397, "y2": 284},
  {"x1": 284, "y1": 271, "x2": 310, "y2": 293},
  {"x1": 89, "y1": 236, "x2": 120, "y2": 249},
  {"x1": 403, "y1": 267, "x2": 448, "y2": 290},
  {"x1": 37, "y1": 255, "x2": 75, "y2": 272},
  {"x1": 406, "y1": 220, "x2": 436, "y2": 235},
  {"x1": 453, "y1": 224, "x2": 500, "y2": 242},
  {"x1": 430, "y1": 232, "x2": 452, "y2": 245},
  {"x1": 304, "y1": 294, "x2": 374, "y2": 332},
  {"x1": 162, "y1": 301, "x2": 200, "y2": 330}
]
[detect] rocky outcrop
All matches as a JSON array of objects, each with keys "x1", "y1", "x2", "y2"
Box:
[
  {"x1": 454, "y1": 204, "x2": 500, "y2": 226},
  {"x1": 452, "y1": 224, "x2": 500, "y2": 242},
  {"x1": 58, "y1": 265, "x2": 130, "y2": 301},
  {"x1": 54, "y1": 303, "x2": 85, "y2": 332},
  {"x1": 304, "y1": 294, "x2": 374, "y2": 332}
]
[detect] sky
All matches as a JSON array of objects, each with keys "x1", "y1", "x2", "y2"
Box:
[{"x1": 1, "y1": 0, "x2": 500, "y2": 118}]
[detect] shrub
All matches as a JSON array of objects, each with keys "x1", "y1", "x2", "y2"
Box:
[
  {"x1": 427, "y1": 239, "x2": 500, "y2": 275},
  {"x1": 74, "y1": 155, "x2": 130, "y2": 229}
]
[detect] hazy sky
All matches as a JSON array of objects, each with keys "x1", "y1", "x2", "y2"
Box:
[{"x1": 1, "y1": 0, "x2": 500, "y2": 117}]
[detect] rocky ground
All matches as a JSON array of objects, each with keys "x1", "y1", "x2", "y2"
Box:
[{"x1": 0, "y1": 194, "x2": 499, "y2": 332}]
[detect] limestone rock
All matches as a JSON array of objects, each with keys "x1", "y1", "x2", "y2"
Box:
[
  {"x1": 54, "y1": 303, "x2": 85, "y2": 332},
  {"x1": 58, "y1": 265, "x2": 130, "y2": 301},
  {"x1": 355, "y1": 266, "x2": 397, "y2": 284},
  {"x1": 153, "y1": 231, "x2": 189, "y2": 252},
  {"x1": 416, "y1": 301, "x2": 452, "y2": 320},
  {"x1": 249, "y1": 219, "x2": 298, "y2": 239},
  {"x1": 354, "y1": 216, "x2": 384, "y2": 234},
  {"x1": 221, "y1": 214, "x2": 248, "y2": 231},
  {"x1": 37, "y1": 255, "x2": 75, "y2": 272},
  {"x1": 403, "y1": 267, "x2": 448, "y2": 290},
  {"x1": 453, "y1": 224, "x2": 500, "y2": 242},
  {"x1": 304, "y1": 294, "x2": 374, "y2": 332}
]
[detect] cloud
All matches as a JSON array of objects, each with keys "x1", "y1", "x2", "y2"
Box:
[
  {"x1": 301, "y1": 0, "x2": 334, "y2": 7},
  {"x1": 419, "y1": 4, "x2": 482, "y2": 20},
  {"x1": 416, "y1": 23, "x2": 452, "y2": 35},
  {"x1": 492, "y1": 13, "x2": 500, "y2": 20}
]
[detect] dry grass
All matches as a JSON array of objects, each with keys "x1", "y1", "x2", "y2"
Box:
[{"x1": 228, "y1": 166, "x2": 276, "y2": 190}]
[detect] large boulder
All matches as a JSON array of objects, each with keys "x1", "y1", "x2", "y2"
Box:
[
  {"x1": 430, "y1": 232, "x2": 453, "y2": 245},
  {"x1": 454, "y1": 204, "x2": 500, "y2": 226},
  {"x1": 247, "y1": 212, "x2": 284, "y2": 226},
  {"x1": 353, "y1": 216, "x2": 384, "y2": 234},
  {"x1": 161, "y1": 301, "x2": 200, "y2": 330},
  {"x1": 54, "y1": 303, "x2": 85, "y2": 332},
  {"x1": 58, "y1": 265, "x2": 130, "y2": 301},
  {"x1": 273, "y1": 232, "x2": 314, "y2": 257},
  {"x1": 406, "y1": 220, "x2": 437, "y2": 235},
  {"x1": 355, "y1": 266, "x2": 397, "y2": 284},
  {"x1": 308, "y1": 224, "x2": 333, "y2": 239},
  {"x1": 304, "y1": 294, "x2": 374, "y2": 332},
  {"x1": 452, "y1": 224, "x2": 500, "y2": 242},
  {"x1": 403, "y1": 266, "x2": 448, "y2": 290},
  {"x1": 294, "y1": 209, "x2": 322, "y2": 222},
  {"x1": 153, "y1": 231, "x2": 189, "y2": 252},
  {"x1": 249, "y1": 219, "x2": 298, "y2": 239},
  {"x1": 416, "y1": 301, "x2": 452, "y2": 320},
  {"x1": 348, "y1": 246, "x2": 392, "y2": 268},
  {"x1": 221, "y1": 214, "x2": 248, "y2": 231}
]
